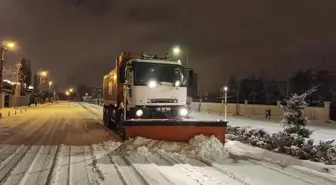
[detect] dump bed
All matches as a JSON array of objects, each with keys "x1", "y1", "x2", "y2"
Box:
[{"x1": 103, "y1": 68, "x2": 122, "y2": 106}]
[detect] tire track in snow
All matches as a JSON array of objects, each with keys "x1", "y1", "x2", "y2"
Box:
[
  {"x1": 23, "y1": 146, "x2": 57, "y2": 185},
  {"x1": 3, "y1": 146, "x2": 42, "y2": 185},
  {"x1": 289, "y1": 166, "x2": 336, "y2": 184},
  {"x1": 57, "y1": 145, "x2": 70, "y2": 185},
  {"x1": 200, "y1": 157, "x2": 321, "y2": 185},
  {"x1": 0, "y1": 145, "x2": 32, "y2": 184},
  {"x1": 140, "y1": 153, "x2": 201, "y2": 185},
  {"x1": 122, "y1": 154, "x2": 174, "y2": 185},
  {"x1": 69, "y1": 146, "x2": 90, "y2": 185},
  {"x1": 79, "y1": 103, "x2": 121, "y2": 142},
  {"x1": 111, "y1": 155, "x2": 148, "y2": 185},
  {"x1": 46, "y1": 145, "x2": 62, "y2": 185},
  {"x1": 247, "y1": 159, "x2": 334, "y2": 185},
  {"x1": 0, "y1": 145, "x2": 8, "y2": 151},
  {"x1": 91, "y1": 143, "x2": 141, "y2": 185},
  {"x1": 83, "y1": 145, "x2": 102, "y2": 185},
  {"x1": 158, "y1": 152, "x2": 244, "y2": 185}
]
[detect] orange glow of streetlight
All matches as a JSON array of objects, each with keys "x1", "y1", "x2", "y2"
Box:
[
  {"x1": 49, "y1": 81, "x2": 52, "y2": 86},
  {"x1": 40, "y1": 71, "x2": 47, "y2": 77},
  {"x1": 65, "y1": 91, "x2": 70, "y2": 96},
  {"x1": 69, "y1": 88, "x2": 73, "y2": 92},
  {"x1": 2, "y1": 41, "x2": 16, "y2": 50}
]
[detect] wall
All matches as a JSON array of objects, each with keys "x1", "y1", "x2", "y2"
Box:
[
  {"x1": 1, "y1": 94, "x2": 13, "y2": 108},
  {"x1": 190, "y1": 101, "x2": 330, "y2": 123},
  {"x1": 12, "y1": 96, "x2": 30, "y2": 107}
]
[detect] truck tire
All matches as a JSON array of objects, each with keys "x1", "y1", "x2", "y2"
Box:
[
  {"x1": 117, "y1": 108, "x2": 124, "y2": 133},
  {"x1": 103, "y1": 106, "x2": 109, "y2": 127},
  {"x1": 119, "y1": 112, "x2": 124, "y2": 135}
]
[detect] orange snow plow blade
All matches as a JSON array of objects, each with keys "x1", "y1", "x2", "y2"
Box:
[{"x1": 121, "y1": 119, "x2": 228, "y2": 143}]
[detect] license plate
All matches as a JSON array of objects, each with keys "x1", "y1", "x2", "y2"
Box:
[{"x1": 156, "y1": 107, "x2": 171, "y2": 112}]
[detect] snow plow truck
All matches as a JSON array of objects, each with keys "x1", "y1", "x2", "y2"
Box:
[{"x1": 103, "y1": 52, "x2": 228, "y2": 143}]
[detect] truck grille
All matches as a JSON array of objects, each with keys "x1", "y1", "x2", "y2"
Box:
[{"x1": 148, "y1": 99, "x2": 178, "y2": 103}]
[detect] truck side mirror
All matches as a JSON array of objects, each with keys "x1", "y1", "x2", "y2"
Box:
[{"x1": 184, "y1": 69, "x2": 192, "y2": 87}]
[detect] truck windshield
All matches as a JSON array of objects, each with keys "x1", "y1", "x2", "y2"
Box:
[{"x1": 133, "y1": 62, "x2": 186, "y2": 86}]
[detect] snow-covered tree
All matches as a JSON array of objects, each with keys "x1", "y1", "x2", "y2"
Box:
[
  {"x1": 227, "y1": 86, "x2": 336, "y2": 164},
  {"x1": 280, "y1": 87, "x2": 317, "y2": 137}
]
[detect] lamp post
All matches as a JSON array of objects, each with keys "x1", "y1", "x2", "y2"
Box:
[
  {"x1": 223, "y1": 86, "x2": 228, "y2": 121},
  {"x1": 39, "y1": 70, "x2": 47, "y2": 103},
  {"x1": 48, "y1": 81, "x2": 52, "y2": 101},
  {"x1": 14, "y1": 63, "x2": 22, "y2": 108},
  {"x1": 0, "y1": 41, "x2": 15, "y2": 105},
  {"x1": 48, "y1": 81, "x2": 52, "y2": 90},
  {"x1": 0, "y1": 41, "x2": 16, "y2": 117},
  {"x1": 65, "y1": 91, "x2": 70, "y2": 100}
]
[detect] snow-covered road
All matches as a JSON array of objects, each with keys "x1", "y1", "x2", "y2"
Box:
[
  {"x1": 0, "y1": 102, "x2": 335, "y2": 185},
  {"x1": 1, "y1": 138, "x2": 335, "y2": 185},
  {"x1": 0, "y1": 102, "x2": 120, "y2": 145}
]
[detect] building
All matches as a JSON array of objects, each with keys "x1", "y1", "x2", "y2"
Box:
[
  {"x1": 19, "y1": 58, "x2": 32, "y2": 86},
  {"x1": 77, "y1": 84, "x2": 103, "y2": 100},
  {"x1": 91, "y1": 87, "x2": 103, "y2": 99},
  {"x1": 33, "y1": 73, "x2": 40, "y2": 93},
  {"x1": 77, "y1": 84, "x2": 91, "y2": 98}
]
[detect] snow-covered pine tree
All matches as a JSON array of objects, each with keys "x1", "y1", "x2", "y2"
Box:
[{"x1": 280, "y1": 86, "x2": 317, "y2": 138}]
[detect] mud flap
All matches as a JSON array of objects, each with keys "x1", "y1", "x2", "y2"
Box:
[{"x1": 121, "y1": 119, "x2": 228, "y2": 143}]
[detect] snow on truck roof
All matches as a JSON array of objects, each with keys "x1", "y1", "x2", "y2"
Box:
[
  {"x1": 104, "y1": 59, "x2": 182, "y2": 79},
  {"x1": 133, "y1": 59, "x2": 182, "y2": 65}
]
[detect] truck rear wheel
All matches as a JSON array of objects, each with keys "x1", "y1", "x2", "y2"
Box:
[
  {"x1": 116, "y1": 108, "x2": 124, "y2": 133},
  {"x1": 103, "y1": 106, "x2": 109, "y2": 127}
]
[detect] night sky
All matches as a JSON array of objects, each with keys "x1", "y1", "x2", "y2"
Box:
[{"x1": 1, "y1": 0, "x2": 336, "y2": 93}]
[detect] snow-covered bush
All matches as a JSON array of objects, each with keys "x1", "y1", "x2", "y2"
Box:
[
  {"x1": 314, "y1": 140, "x2": 336, "y2": 165},
  {"x1": 227, "y1": 126, "x2": 336, "y2": 164},
  {"x1": 227, "y1": 126, "x2": 274, "y2": 150},
  {"x1": 227, "y1": 87, "x2": 336, "y2": 164}
]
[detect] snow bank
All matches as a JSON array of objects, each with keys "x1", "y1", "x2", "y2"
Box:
[
  {"x1": 92, "y1": 141, "x2": 122, "y2": 157},
  {"x1": 228, "y1": 125, "x2": 336, "y2": 165},
  {"x1": 114, "y1": 135, "x2": 229, "y2": 161},
  {"x1": 226, "y1": 140, "x2": 336, "y2": 179}
]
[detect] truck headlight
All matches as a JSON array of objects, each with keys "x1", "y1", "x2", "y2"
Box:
[
  {"x1": 136, "y1": 109, "x2": 143, "y2": 117},
  {"x1": 148, "y1": 80, "x2": 156, "y2": 88},
  {"x1": 179, "y1": 108, "x2": 188, "y2": 116}
]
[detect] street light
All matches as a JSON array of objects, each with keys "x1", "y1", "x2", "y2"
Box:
[
  {"x1": 224, "y1": 86, "x2": 228, "y2": 121},
  {"x1": 172, "y1": 46, "x2": 181, "y2": 55},
  {"x1": 39, "y1": 70, "x2": 48, "y2": 103},
  {"x1": 2, "y1": 41, "x2": 16, "y2": 50},
  {"x1": 171, "y1": 45, "x2": 190, "y2": 67},
  {"x1": 1, "y1": 41, "x2": 17, "y2": 117},
  {"x1": 40, "y1": 71, "x2": 47, "y2": 77},
  {"x1": 48, "y1": 81, "x2": 53, "y2": 101},
  {"x1": 69, "y1": 88, "x2": 73, "y2": 93},
  {"x1": 4, "y1": 42, "x2": 15, "y2": 49}
]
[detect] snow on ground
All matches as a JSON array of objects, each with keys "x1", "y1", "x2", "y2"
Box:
[
  {"x1": 1, "y1": 135, "x2": 335, "y2": 185},
  {"x1": 190, "y1": 111, "x2": 336, "y2": 144},
  {"x1": 3, "y1": 102, "x2": 327, "y2": 184}
]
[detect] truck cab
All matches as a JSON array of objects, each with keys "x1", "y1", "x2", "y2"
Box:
[
  {"x1": 121, "y1": 54, "x2": 189, "y2": 119},
  {"x1": 103, "y1": 52, "x2": 190, "y2": 130}
]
